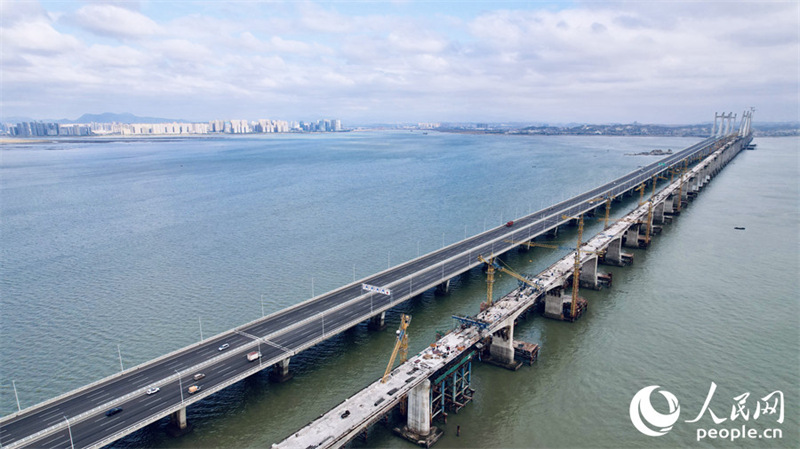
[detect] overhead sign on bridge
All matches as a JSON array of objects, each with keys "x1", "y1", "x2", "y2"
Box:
[{"x1": 362, "y1": 283, "x2": 391, "y2": 296}]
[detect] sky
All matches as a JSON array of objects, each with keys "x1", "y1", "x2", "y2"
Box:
[{"x1": 1, "y1": 0, "x2": 798, "y2": 125}]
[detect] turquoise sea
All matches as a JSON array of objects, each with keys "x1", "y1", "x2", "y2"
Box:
[{"x1": 1, "y1": 133, "x2": 797, "y2": 447}]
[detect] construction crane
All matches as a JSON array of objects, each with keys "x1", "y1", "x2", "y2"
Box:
[
  {"x1": 643, "y1": 174, "x2": 668, "y2": 246},
  {"x1": 560, "y1": 213, "x2": 588, "y2": 320},
  {"x1": 382, "y1": 314, "x2": 411, "y2": 384},
  {"x1": 588, "y1": 195, "x2": 615, "y2": 230},
  {"x1": 634, "y1": 182, "x2": 647, "y2": 205},
  {"x1": 477, "y1": 254, "x2": 541, "y2": 303}
]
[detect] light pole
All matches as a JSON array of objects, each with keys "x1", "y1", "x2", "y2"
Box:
[
  {"x1": 175, "y1": 370, "x2": 184, "y2": 404},
  {"x1": 260, "y1": 294, "x2": 265, "y2": 317},
  {"x1": 117, "y1": 344, "x2": 124, "y2": 371},
  {"x1": 311, "y1": 276, "x2": 315, "y2": 297},
  {"x1": 12, "y1": 380, "x2": 21, "y2": 412},
  {"x1": 64, "y1": 415, "x2": 75, "y2": 449},
  {"x1": 199, "y1": 316, "x2": 203, "y2": 341}
]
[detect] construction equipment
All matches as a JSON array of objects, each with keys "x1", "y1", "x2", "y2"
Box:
[
  {"x1": 381, "y1": 314, "x2": 411, "y2": 384},
  {"x1": 477, "y1": 255, "x2": 541, "y2": 303},
  {"x1": 560, "y1": 214, "x2": 588, "y2": 320},
  {"x1": 634, "y1": 183, "x2": 647, "y2": 205},
  {"x1": 643, "y1": 174, "x2": 668, "y2": 246},
  {"x1": 588, "y1": 195, "x2": 615, "y2": 230}
]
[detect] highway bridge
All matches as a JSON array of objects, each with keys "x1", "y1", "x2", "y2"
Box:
[{"x1": 0, "y1": 115, "x2": 752, "y2": 449}]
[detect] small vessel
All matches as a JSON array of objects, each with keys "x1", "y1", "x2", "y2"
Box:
[{"x1": 734, "y1": 227, "x2": 745, "y2": 230}]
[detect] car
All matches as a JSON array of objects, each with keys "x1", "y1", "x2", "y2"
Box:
[
  {"x1": 188, "y1": 385, "x2": 201, "y2": 394},
  {"x1": 193, "y1": 373, "x2": 205, "y2": 381},
  {"x1": 218, "y1": 343, "x2": 229, "y2": 351},
  {"x1": 506, "y1": 221, "x2": 514, "y2": 227},
  {"x1": 146, "y1": 387, "x2": 160, "y2": 395},
  {"x1": 105, "y1": 407, "x2": 123, "y2": 417}
]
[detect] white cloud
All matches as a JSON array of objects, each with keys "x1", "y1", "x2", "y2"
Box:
[
  {"x1": 71, "y1": 3, "x2": 162, "y2": 39},
  {"x1": 1, "y1": 1, "x2": 797, "y2": 123}
]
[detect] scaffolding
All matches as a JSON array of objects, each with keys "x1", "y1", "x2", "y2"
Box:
[{"x1": 430, "y1": 352, "x2": 475, "y2": 421}]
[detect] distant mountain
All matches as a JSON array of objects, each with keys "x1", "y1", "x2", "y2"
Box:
[{"x1": 74, "y1": 112, "x2": 184, "y2": 124}]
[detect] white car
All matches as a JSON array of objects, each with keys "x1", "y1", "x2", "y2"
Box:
[
  {"x1": 146, "y1": 387, "x2": 160, "y2": 395},
  {"x1": 218, "y1": 343, "x2": 230, "y2": 351}
]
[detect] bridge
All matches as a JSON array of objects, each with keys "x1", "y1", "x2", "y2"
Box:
[
  {"x1": 0, "y1": 112, "x2": 753, "y2": 449},
  {"x1": 277, "y1": 125, "x2": 753, "y2": 448}
]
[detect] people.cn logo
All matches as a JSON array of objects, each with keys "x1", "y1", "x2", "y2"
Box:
[{"x1": 630, "y1": 385, "x2": 681, "y2": 436}]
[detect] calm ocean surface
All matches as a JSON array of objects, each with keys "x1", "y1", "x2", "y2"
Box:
[{"x1": 1, "y1": 133, "x2": 797, "y2": 448}]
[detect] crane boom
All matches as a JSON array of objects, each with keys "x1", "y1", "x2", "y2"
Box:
[{"x1": 381, "y1": 314, "x2": 411, "y2": 384}]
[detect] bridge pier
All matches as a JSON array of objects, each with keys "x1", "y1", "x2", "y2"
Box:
[
  {"x1": 368, "y1": 311, "x2": 387, "y2": 331},
  {"x1": 486, "y1": 320, "x2": 521, "y2": 370},
  {"x1": 435, "y1": 279, "x2": 451, "y2": 296},
  {"x1": 270, "y1": 357, "x2": 293, "y2": 383},
  {"x1": 167, "y1": 407, "x2": 192, "y2": 436},
  {"x1": 653, "y1": 201, "x2": 666, "y2": 225},
  {"x1": 395, "y1": 379, "x2": 442, "y2": 448},
  {"x1": 579, "y1": 256, "x2": 599, "y2": 290},
  {"x1": 600, "y1": 237, "x2": 632, "y2": 266},
  {"x1": 623, "y1": 224, "x2": 640, "y2": 248}
]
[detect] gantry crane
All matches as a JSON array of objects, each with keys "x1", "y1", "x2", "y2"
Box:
[{"x1": 382, "y1": 314, "x2": 411, "y2": 384}]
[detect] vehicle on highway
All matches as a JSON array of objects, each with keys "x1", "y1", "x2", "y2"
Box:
[
  {"x1": 506, "y1": 221, "x2": 514, "y2": 227},
  {"x1": 188, "y1": 385, "x2": 201, "y2": 394},
  {"x1": 218, "y1": 343, "x2": 229, "y2": 351},
  {"x1": 105, "y1": 407, "x2": 123, "y2": 417},
  {"x1": 247, "y1": 351, "x2": 261, "y2": 362},
  {"x1": 193, "y1": 373, "x2": 205, "y2": 381},
  {"x1": 146, "y1": 387, "x2": 160, "y2": 395}
]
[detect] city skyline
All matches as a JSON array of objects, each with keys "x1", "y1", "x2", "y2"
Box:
[{"x1": 2, "y1": 1, "x2": 798, "y2": 124}]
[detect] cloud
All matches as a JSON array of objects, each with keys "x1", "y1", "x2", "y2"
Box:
[
  {"x1": 1, "y1": 1, "x2": 797, "y2": 123},
  {"x1": 71, "y1": 3, "x2": 162, "y2": 39}
]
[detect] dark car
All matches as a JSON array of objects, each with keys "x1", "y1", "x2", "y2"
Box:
[{"x1": 105, "y1": 407, "x2": 123, "y2": 417}]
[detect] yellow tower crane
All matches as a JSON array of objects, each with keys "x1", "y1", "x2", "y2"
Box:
[
  {"x1": 643, "y1": 174, "x2": 668, "y2": 246},
  {"x1": 382, "y1": 314, "x2": 411, "y2": 384},
  {"x1": 634, "y1": 182, "x2": 647, "y2": 205},
  {"x1": 477, "y1": 254, "x2": 542, "y2": 304},
  {"x1": 588, "y1": 195, "x2": 615, "y2": 230}
]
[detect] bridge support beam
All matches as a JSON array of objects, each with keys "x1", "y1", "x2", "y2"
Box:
[
  {"x1": 395, "y1": 379, "x2": 442, "y2": 447},
  {"x1": 368, "y1": 311, "x2": 386, "y2": 331},
  {"x1": 270, "y1": 357, "x2": 293, "y2": 383}
]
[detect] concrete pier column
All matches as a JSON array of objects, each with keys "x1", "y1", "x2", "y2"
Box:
[
  {"x1": 653, "y1": 201, "x2": 665, "y2": 225},
  {"x1": 270, "y1": 357, "x2": 293, "y2": 383},
  {"x1": 489, "y1": 323, "x2": 515, "y2": 365},
  {"x1": 579, "y1": 256, "x2": 598, "y2": 290},
  {"x1": 368, "y1": 311, "x2": 386, "y2": 330},
  {"x1": 166, "y1": 405, "x2": 194, "y2": 436},
  {"x1": 671, "y1": 193, "x2": 681, "y2": 213},
  {"x1": 543, "y1": 288, "x2": 566, "y2": 319},
  {"x1": 170, "y1": 407, "x2": 188, "y2": 430},
  {"x1": 623, "y1": 224, "x2": 640, "y2": 248},
  {"x1": 395, "y1": 379, "x2": 442, "y2": 447},
  {"x1": 435, "y1": 279, "x2": 451, "y2": 296},
  {"x1": 603, "y1": 237, "x2": 623, "y2": 266},
  {"x1": 407, "y1": 379, "x2": 431, "y2": 437}
]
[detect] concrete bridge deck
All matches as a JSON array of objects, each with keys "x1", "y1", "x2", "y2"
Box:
[{"x1": 0, "y1": 131, "x2": 748, "y2": 449}]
